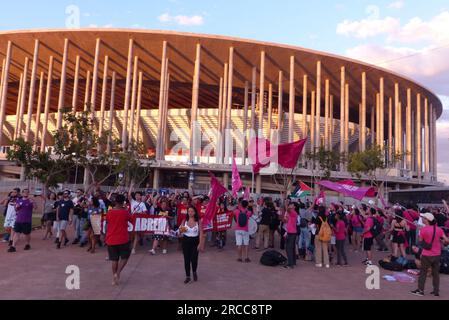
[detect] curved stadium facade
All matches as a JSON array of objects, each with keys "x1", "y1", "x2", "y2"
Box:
[{"x1": 0, "y1": 29, "x2": 443, "y2": 193}]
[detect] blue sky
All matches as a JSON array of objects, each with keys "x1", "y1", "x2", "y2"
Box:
[{"x1": 1, "y1": 0, "x2": 449, "y2": 182}]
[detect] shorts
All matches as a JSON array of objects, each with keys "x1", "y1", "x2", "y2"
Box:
[
  {"x1": 235, "y1": 230, "x2": 250, "y2": 246},
  {"x1": 43, "y1": 212, "x2": 56, "y2": 222},
  {"x1": 363, "y1": 237, "x2": 373, "y2": 251},
  {"x1": 13, "y1": 222, "x2": 32, "y2": 235},
  {"x1": 57, "y1": 220, "x2": 69, "y2": 231},
  {"x1": 353, "y1": 227, "x2": 364, "y2": 233},
  {"x1": 108, "y1": 242, "x2": 131, "y2": 261},
  {"x1": 4, "y1": 212, "x2": 16, "y2": 228}
]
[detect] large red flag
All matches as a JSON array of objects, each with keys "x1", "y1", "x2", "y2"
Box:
[
  {"x1": 203, "y1": 173, "x2": 228, "y2": 228},
  {"x1": 248, "y1": 137, "x2": 307, "y2": 173},
  {"x1": 231, "y1": 158, "x2": 243, "y2": 197}
]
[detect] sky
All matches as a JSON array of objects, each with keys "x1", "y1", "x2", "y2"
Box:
[{"x1": 0, "y1": 0, "x2": 448, "y2": 183}]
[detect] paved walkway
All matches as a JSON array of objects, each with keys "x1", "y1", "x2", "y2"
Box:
[{"x1": 0, "y1": 227, "x2": 447, "y2": 300}]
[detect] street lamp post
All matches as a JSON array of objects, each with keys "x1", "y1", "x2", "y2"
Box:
[{"x1": 72, "y1": 153, "x2": 79, "y2": 189}]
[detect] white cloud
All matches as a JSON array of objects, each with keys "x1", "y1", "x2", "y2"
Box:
[
  {"x1": 388, "y1": 1, "x2": 404, "y2": 9},
  {"x1": 88, "y1": 24, "x2": 114, "y2": 28},
  {"x1": 337, "y1": 16, "x2": 400, "y2": 38},
  {"x1": 158, "y1": 13, "x2": 204, "y2": 26}
]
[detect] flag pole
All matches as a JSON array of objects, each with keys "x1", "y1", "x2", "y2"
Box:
[{"x1": 251, "y1": 170, "x2": 255, "y2": 195}]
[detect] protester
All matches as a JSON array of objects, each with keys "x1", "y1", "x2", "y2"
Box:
[
  {"x1": 86, "y1": 197, "x2": 103, "y2": 254},
  {"x1": 215, "y1": 201, "x2": 230, "y2": 250},
  {"x1": 149, "y1": 200, "x2": 173, "y2": 255},
  {"x1": 2, "y1": 188, "x2": 20, "y2": 245},
  {"x1": 179, "y1": 206, "x2": 204, "y2": 284},
  {"x1": 297, "y1": 202, "x2": 313, "y2": 260},
  {"x1": 390, "y1": 209, "x2": 409, "y2": 258},
  {"x1": 373, "y1": 208, "x2": 389, "y2": 252},
  {"x1": 350, "y1": 208, "x2": 364, "y2": 252},
  {"x1": 234, "y1": 200, "x2": 252, "y2": 263},
  {"x1": 283, "y1": 202, "x2": 299, "y2": 269},
  {"x1": 72, "y1": 189, "x2": 86, "y2": 245},
  {"x1": 269, "y1": 201, "x2": 281, "y2": 249},
  {"x1": 313, "y1": 206, "x2": 330, "y2": 268},
  {"x1": 55, "y1": 190, "x2": 74, "y2": 249},
  {"x1": 361, "y1": 208, "x2": 375, "y2": 266},
  {"x1": 42, "y1": 192, "x2": 57, "y2": 240},
  {"x1": 256, "y1": 198, "x2": 272, "y2": 250},
  {"x1": 129, "y1": 191, "x2": 148, "y2": 254},
  {"x1": 411, "y1": 213, "x2": 449, "y2": 297},
  {"x1": 8, "y1": 189, "x2": 34, "y2": 253},
  {"x1": 105, "y1": 194, "x2": 132, "y2": 286},
  {"x1": 334, "y1": 212, "x2": 348, "y2": 266}
]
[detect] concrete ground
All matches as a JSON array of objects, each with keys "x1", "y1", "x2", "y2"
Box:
[{"x1": 0, "y1": 227, "x2": 447, "y2": 300}]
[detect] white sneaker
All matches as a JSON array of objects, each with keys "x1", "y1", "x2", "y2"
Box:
[
  {"x1": 325, "y1": 265, "x2": 330, "y2": 269},
  {"x1": 315, "y1": 264, "x2": 323, "y2": 268},
  {"x1": 162, "y1": 249, "x2": 167, "y2": 255},
  {"x1": 131, "y1": 249, "x2": 136, "y2": 255},
  {"x1": 149, "y1": 249, "x2": 156, "y2": 255}
]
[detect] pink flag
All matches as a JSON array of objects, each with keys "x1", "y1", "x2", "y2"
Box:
[
  {"x1": 231, "y1": 158, "x2": 243, "y2": 197},
  {"x1": 203, "y1": 173, "x2": 228, "y2": 228},
  {"x1": 248, "y1": 137, "x2": 307, "y2": 173},
  {"x1": 338, "y1": 180, "x2": 355, "y2": 186},
  {"x1": 378, "y1": 191, "x2": 388, "y2": 208},
  {"x1": 314, "y1": 191, "x2": 326, "y2": 206},
  {"x1": 243, "y1": 187, "x2": 250, "y2": 200},
  {"x1": 318, "y1": 180, "x2": 377, "y2": 201}
]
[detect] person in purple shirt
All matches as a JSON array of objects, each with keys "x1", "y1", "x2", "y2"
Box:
[{"x1": 8, "y1": 189, "x2": 35, "y2": 253}]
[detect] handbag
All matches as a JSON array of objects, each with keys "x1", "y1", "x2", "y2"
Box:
[{"x1": 419, "y1": 226, "x2": 436, "y2": 250}]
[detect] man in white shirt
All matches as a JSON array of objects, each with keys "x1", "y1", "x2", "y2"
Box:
[{"x1": 129, "y1": 191, "x2": 148, "y2": 254}]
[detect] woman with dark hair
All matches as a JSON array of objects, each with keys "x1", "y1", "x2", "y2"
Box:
[
  {"x1": 312, "y1": 206, "x2": 330, "y2": 268},
  {"x1": 350, "y1": 208, "x2": 364, "y2": 252},
  {"x1": 389, "y1": 209, "x2": 409, "y2": 258},
  {"x1": 86, "y1": 197, "x2": 102, "y2": 254},
  {"x1": 215, "y1": 201, "x2": 230, "y2": 250},
  {"x1": 179, "y1": 206, "x2": 204, "y2": 284},
  {"x1": 283, "y1": 201, "x2": 299, "y2": 269},
  {"x1": 42, "y1": 192, "x2": 57, "y2": 240}
]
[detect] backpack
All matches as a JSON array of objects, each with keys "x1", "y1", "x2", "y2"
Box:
[
  {"x1": 238, "y1": 211, "x2": 248, "y2": 228},
  {"x1": 370, "y1": 217, "x2": 383, "y2": 238},
  {"x1": 318, "y1": 217, "x2": 332, "y2": 242},
  {"x1": 260, "y1": 250, "x2": 287, "y2": 267}
]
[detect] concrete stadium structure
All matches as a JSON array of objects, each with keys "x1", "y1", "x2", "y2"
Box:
[{"x1": 0, "y1": 29, "x2": 443, "y2": 192}]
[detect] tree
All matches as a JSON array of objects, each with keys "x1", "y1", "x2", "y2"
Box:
[
  {"x1": 305, "y1": 147, "x2": 345, "y2": 181},
  {"x1": 347, "y1": 146, "x2": 385, "y2": 186}
]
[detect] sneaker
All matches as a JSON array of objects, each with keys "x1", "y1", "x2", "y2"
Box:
[
  {"x1": 54, "y1": 238, "x2": 60, "y2": 244},
  {"x1": 410, "y1": 289, "x2": 424, "y2": 297},
  {"x1": 193, "y1": 273, "x2": 198, "y2": 282},
  {"x1": 64, "y1": 239, "x2": 69, "y2": 246},
  {"x1": 7, "y1": 246, "x2": 16, "y2": 253},
  {"x1": 149, "y1": 249, "x2": 156, "y2": 255},
  {"x1": 244, "y1": 258, "x2": 251, "y2": 263},
  {"x1": 56, "y1": 243, "x2": 61, "y2": 249},
  {"x1": 162, "y1": 249, "x2": 167, "y2": 255},
  {"x1": 430, "y1": 291, "x2": 440, "y2": 297},
  {"x1": 237, "y1": 258, "x2": 243, "y2": 262},
  {"x1": 184, "y1": 277, "x2": 191, "y2": 284},
  {"x1": 24, "y1": 245, "x2": 31, "y2": 251},
  {"x1": 325, "y1": 265, "x2": 330, "y2": 269},
  {"x1": 315, "y1": 264, "x2": 323, "y2": 268},
  {"x1": 131, "y1": 249, "x2": 136, "y2": 255}
]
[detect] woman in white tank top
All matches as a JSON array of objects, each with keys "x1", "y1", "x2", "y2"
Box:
[{"x1": 179, "y1": 206, "x2": 204, "y2": 284}]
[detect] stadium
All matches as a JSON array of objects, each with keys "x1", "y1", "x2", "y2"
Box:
[{"x1": 0, "y1": 29, "x2": 443, "y2": 193}]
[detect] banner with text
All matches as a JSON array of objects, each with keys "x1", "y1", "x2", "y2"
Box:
[{"x1": 102, "y1": 214, "x2": 171, "y2": 235}]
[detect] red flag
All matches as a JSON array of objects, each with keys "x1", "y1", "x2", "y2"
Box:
[
  {"x1": 203, "y1": 173, "x2": 228, "y2": 228},
  {"x1": 277, "y1": 139, "x2": 308, "y2": 169},
  {"x1": 231, "y1": 158, "x2": 243, "y2": 197},
  {"x1": 338, "y1": 179, "x2": 355, "y2": 186},
  {"x1": 248, "y1": 137, "x2": 307, "y2": 173}
]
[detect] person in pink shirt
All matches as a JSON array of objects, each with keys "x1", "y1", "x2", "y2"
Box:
[
  {"x1": 350, "y1": 208, "x2": 364, "y2": 252},
  {"x1": 233, "y1": 200, "x2": 252, "y2": 263},
  {"x1": 404, "y1": 206, "x2": 419, "y2": 253},
  {"x1": 333, "y1": 212, "x2": 348, "y2": 266},
  {"x1": 362, "y1": 209, "x2": 374, "y2": 266},
  {"x1": 411, "y1": 213, "x2": 449, "y2": 297},
  {"x1": 283, "y1": 202, "x2": 299, "y2": 269}
]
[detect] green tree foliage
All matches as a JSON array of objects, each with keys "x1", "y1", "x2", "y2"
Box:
[
  {"x1": 305, "y1": 147, "x2": 344, "y2": 180},
  {"x1": 347, "y1": 146, "x2": 385, "y2": 185}
]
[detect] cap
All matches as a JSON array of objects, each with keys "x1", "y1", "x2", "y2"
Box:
[{"x1": 420, "y1": 213, "x2": 435, "y2": 222}]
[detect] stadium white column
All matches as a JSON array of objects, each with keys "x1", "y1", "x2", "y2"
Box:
[
  {"x1": 106, "y1": 72, "x2": 116, "y2": 154},
  {"x1": 310, "y1": 91, "x2": 315, "y2": 153},
  {"x1": 84, "y1": 71, "x2": 91, "y2": 111},
  {"x1": 57, "y1": 38, "x2": 69, "y2": 130},
  {"x1": 388, "y1": 97, "x2": 393, "y2": 165},
  {"x1": 122, "y1": 38, "x2": 134, "y2": 150},
  {"x1": 432, "y1": 106, "x2": 437, "y2": 179},
  {"x1": 324, "y1": 79, "x2": 329, "y2": 150},
  {"x1": 129, "y1": 56, "x2": 139, "y2": 147},
  {"x1": 288, "y1": 56, "x2": 295, "y2": 143},
  {"x1": 156, "y1": 41, "x2": 167, "y2": 161},
  {"x1": 41, "y1": 56, "x2": 54, "y2": 151},
  {"x1": 315, "y1": 61, "x2": 321, "y2": 150},
  {"x1": 360, "y1": 72, "x2": 367, "y2": 151},
  {"x1": 376, "y1": 93, "x2": 380, "y2": 146},
  {"x1": 33, "y1": 72, "x2": 44, "y2": 150},
  {"x1": 217, "y1": 77, "x2": 223, "y2": 164},
  {"x1": 379, "y1": 78, "x2": 385, "y2": 148},
  {"x1": 17, "y1": 57, "x2": 29, "y2": 138},
  {"x1": 330, "y1": 95, "x2": 334, "y2": 137},
  {"x1": 90, "y1": 38, "x2": 101, "y2": 121},
  {"x1": 394, "y1": 83, "x2": 400, "y2": 168},
  {"x1": 406, "y1": 88, "x2": 412, "y2": 170},
  {"x1": 72, "y1": 55, "x2": 80, "y2": 113},
  {"x1": 14, "y1": 74, "x2": 23, "y2": 140},
  {"x1": 25, "y1": 39, "x2": 39, "y2": 143},
  {"x1": 258, "y1": 50, "x2": 265, "y2": 137},
  {"x1": 302, "y1": 75, "x2": 307, "y2": 140},
  {"x1": 242, "y1": 81, "x2": 249, "y2": 164},
  {"x1": 99, "y1": 55, "x2": 109, "y2": 138},
  {"x1": 0, "y1": 58, "x2": 4, "y2": 112},
  {"x1": 221, "y1": 63, "x2": 228, "y2": 163},
  {"x1": 0, "y1": 41, "x2": 12, "y2": 146},
  {"x1": 340, "y1": 67, "x2": 345, "y2": 160},
  {"x1": 162, "y1": 70, "x2": 170, "y2": 157},
  {"x1": 371, "y1": 104, "x2": 375, "y2": 146},
  {"x1": 251, "y1": 67, "x2": 257, "y2": 134},
  {"x1": 225, "y1": 47, "x2": 234, "y2": 164},
  {"x1": 278, "y1": 71, "x2": 284, "y2": 133},
  {"x1": 345, "y1": 83, "x2": 349, "y2": 155},
  {"x1": 423, "y1": 99, "x2": 429, "y2": 175},
  {"x1": 267, "y1": 83, "x2": 273, "y2": 139},
  {"x1": 135, "y1": 72, "x2": 143, "y2": 143},
  {"x1": 189, "y1": 43, "x2": 201, "y2": 163},
  {"x1": 416, "y1": 93, "x2": 422, "y2": 179}
]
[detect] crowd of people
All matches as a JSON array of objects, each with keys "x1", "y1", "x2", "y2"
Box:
[{"x1": 2, "y1": 185, "x2": 449, "y2": 296}]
